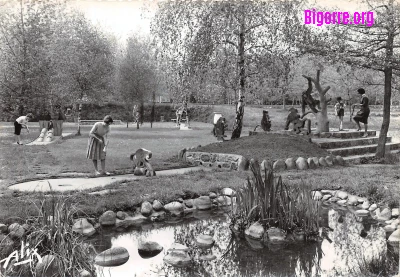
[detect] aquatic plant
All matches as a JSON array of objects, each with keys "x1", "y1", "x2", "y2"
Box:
[
  {"x1": 2, "y1": 184, "x2": 97, "y2": 277},
  {"x1": 231, "y1": 159, "x2": 320, "y2": 238}
]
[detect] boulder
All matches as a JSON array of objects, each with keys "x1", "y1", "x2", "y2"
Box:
[
  {"x1": 116, "y1": 211, "x2": 129, "y2": 220},
  {"x1": 322, "y1": 194, "x2": 332, "y2": 201},
  {"x1": 312, "y1": 191, "x2": 323, "y2": 201},
  {"x1": 321, "y1": 189, "x2": 334, "y2": 194},
  {"x1": 355, "y1": 210, "x2": 370, "y2": 217},
  {"x1": 168, "y1": 243, "x2": 189, "y2": 253},
  {"x1": 392, "y1": 208, "x2": 399, "y2": 218},
  {"x1": 221, "y1": 188, "x2": 236, "y2": 197},
  {"x1": 318, "y1": 157, "x2": 328, "y2": 167},
  {"x1": 183, "y1": 199, "x2": 194, "y2": 208},
  {"x1": 35, "y1": 255, "x2": 61, "y2": 277},
  {"x1": 72, "y1": 219, "x2": 96, "y2": 236},
  {"x1": 362, "y1": 201, "x2": 370, "y2": 210},
  {"x1": 8, "y1": 223, "x2": 25, "y2": 239},
  {"x1": 307, "y1": 158, "x2": 317, "y2": 169},
  {"x1": 78, "y1": 270, "x2": 92, "y2": 277},
  {"x1": 152, "y1": 200, "x2": 164, "y2": 211},
  {"x1": 216, "y1": 196, "x2": 232, "y2": 206},
  {"x1": 209, "y1": 192, "x2": 217, "y2": 199},
  {"x1": 99, "y1": 211, "x2": 116, "y2": 226},
  {"x1": 325, "y1": 156, "x2": 334, "y2": 166},
  {"x1": 347, "y1": 196, "x2": 359, "y2": 206},
  {"x1": 384, "y1": 225, "x2": 397, "y2": 232},
  {"x1": 388, "y1": 229, "x2": 400, "y2": 243},
  {"x1": 164, "y1": 202, "x2": 184, "y2": 216},
  {"x1": 296, "y1": 157, "x2": 308, "y2": 170},
  {"x1": 199, "y1": 254, "x2": 217, "y2": 261},
  {"x1": 195, "y1": 234, "x2": 215, "y2": 248},
  {"x1": 138, "y1": 241, "x2": 163, "y2": 258},
  {"x1": 260, "y1": 160, "x2": 272, "y2": 171},
  {"x1": 163, "y1": 250, "x2": 191, "y2": 268},
  {"x1": 95, "y1": 247, "x2": 130, "y2": 267},
  {"x1": 329, "y1": 197, "x2": 340, "y2": 203},
  {"x1": 273, "y1": 159, "x2": 286, "y2": 171},
  {"x1": 141, "y1": 201, "x2": 153, "y2": 217},
  {"x1": 336, "y1": 191, "x2": 348, "y2": 200},
  {"x1": 378, "y1": 208, "x2": 392, "y2": 221},
  {"x1": 311, "y1": 157, "x2": 320, "y2": 166},
  {"x1": 368, "y1": 204, "x2": 378, "y2": 212},
  {"x1": 337, "y1": 200, "x2": 347, "y2": 206},
  {"x1": 115, "y1": 215, "x2": 147, "y2": 228},
  {"x1": 285, "y1": 158, "x2": 296, "y2": 170},
  {"x1": 0, "y1": 223, "x2": 7, "y2": 233},
  {"x1": 150, "y1": 211, "x2": 166, "y2": 222},
  {"x1": 193, "y1": 196, "x2": 212, "y2": 210},
  {"x1": 267, "y1": 227, "x2": 286, "y2": 242},
  {"x1": 335, "y1": 156, "x2": 345, "y2": 166},
  {"x1": 245, "y1": 222, "x2": 264, "y2": 240}
]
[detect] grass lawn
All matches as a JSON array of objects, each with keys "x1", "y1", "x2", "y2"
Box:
[{"x1": 0, "y1": 105, "x2": 399, "y2": 222}]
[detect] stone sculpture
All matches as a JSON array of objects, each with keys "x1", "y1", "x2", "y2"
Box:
[
  {"x1": 284, "y1": 108, "x2": 312, "y2": 135},
  {"x1": 130, "y1": 148, "x2": 156, "y2": 176}
]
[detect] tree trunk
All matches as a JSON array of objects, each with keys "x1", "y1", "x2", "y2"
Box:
[
  {"x1": 282, "y1": 92, "x2": 286, "y2": 110},
  {"x1": 231, "y1": 11, "x2": 246, "y2": 140},
  {"x1": 376, "y1": 66, "x2": 392, "y2": 158},
  {"x1": 316, "y1": 93, "x2": 329, "y2": 133}
]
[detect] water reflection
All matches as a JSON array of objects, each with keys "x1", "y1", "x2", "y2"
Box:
[{"x1": 87, "y1": 208, "x2": 392, "y2": 277}]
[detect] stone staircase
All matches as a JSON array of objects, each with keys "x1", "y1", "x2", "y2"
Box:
[{"x1": 311, "y1": 130, "x2": 400, "y2": 163}]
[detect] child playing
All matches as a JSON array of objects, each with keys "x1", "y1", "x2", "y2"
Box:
[{"x1": 334, "y1": 97, "x2": 346, "y2": 131}]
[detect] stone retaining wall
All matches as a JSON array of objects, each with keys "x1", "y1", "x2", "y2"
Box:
[{"x1": 184, "y1": 151, "x2": 249, "y2": 171}]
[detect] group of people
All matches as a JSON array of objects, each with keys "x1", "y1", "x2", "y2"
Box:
[{"x1": 334, "y1": 88, "x2": 370, "y2": 137}]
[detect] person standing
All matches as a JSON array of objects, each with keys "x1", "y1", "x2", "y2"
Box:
[
  {"x1": 352, "y1": 88, "x2": 370, "y2": 138},
  {"x1": 334, "y1": 97, "x2": 346, "y2": 131},
  {"x1": 86, "y1": 115, "x2": 113, "y2": 175},
  {"x1": 14, "y1": 113, "x2": 33, "y2": 145}
]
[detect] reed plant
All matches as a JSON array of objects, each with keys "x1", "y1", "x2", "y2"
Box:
[
  {"x1": 3, "y1": 184, "x2": 97, "y2": 277},
  {"x1": 231, "y1": 159, "x2": 320, "y2": 238}
]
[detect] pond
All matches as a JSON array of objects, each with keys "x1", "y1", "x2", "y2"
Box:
[{"x1": 87, "y1": 207, "x2": 399, "y2": 277}]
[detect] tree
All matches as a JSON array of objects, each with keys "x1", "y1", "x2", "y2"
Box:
[
  {"x1": 117, "y1": 35, "x2": 158, "y2": 129},
  {"x1": 301, "y1": 0, "x2": 400, "y2": 158},
  {"x1": 151, "y1": 0, "x2": 306, "y2": 138}
]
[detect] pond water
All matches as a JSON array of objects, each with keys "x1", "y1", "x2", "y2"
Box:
[{"x1": 87, "y1": 207, "x2": 398, "y2": 277}]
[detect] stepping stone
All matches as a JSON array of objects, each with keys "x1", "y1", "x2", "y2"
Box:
[{"x1": 95, "y1": 247, "x2": 130, "y2": 267}]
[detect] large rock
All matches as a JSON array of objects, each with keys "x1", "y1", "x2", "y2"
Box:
[
  {"x1": 164, "y1": 202, "x2": 184, "y2": 216},
  {"x1": 152, "y1": 200, "x2": 164, "y2": 211},
  {"x1": 322, "y1": 194, "x2": 332, "y2": 201},
  {"x1": 285, "y1": 158, "x2": 296, "y2": 170},
  {"x1": 168, "y1": 243, "x2": 189, "y2": 253},
  {"x1": 273, "y1": 159, "x2": 286, "y2": 171},
  {"x1": 150, "y1": 211, "x2": 166, "y2": 222},
  {"x1": 199, "y1": 254, "x2": 217, "y2": 261},
  {"x1": 115, "y1": 214, "x2": 147, "y2": 228},
  {"x1": 184, "y1": 199, "x2": 194, "y2": 208},
  {"x1": 312, "y1": 191, "x2": 323, "y2": 201},
  {"x1": 318, "y1": 157, "x2": 328, "y2": 167},
  {"x1": 99, "y1": 211, "x2": 116, "y2": 226},
  {"x1": 8, "y1": 223, "x2": 25, "y2": 239},
  {"x1": 260, "y1": 160, "x2": 272, "y2": 171},
  {"x1": 296, "y1": 157, "x2": 308, "y2": 170},
  {"x1": 307, "y1": 158, "x2": 317, "y2": 169},
  {"x1": 388, "y1": 229, "x2": 400, "y2": 243},
  {"x1": 311, "y1": 157, "x2": 319, "y2": 166},
  {"x1": 95, "y1": 247, "x2": 130, "y2": 267},
  {"x1": 35, "y1": 255, "x2": 61, "y2": 277},
  {"x1": 347, "y1": 196, "x2": 358, "y2": 206},
  {"x1": 72, "y1": 219, "x2": 96, "y2": 236},
  {"x1": 216, "y1": 196, "x2": 232, "y2": 206},
  {"x1": 362, "y1": 201, "x2": 371, "y2": 210},
  {"x1": 163, "y1": 250, "x2": 191, "y2": 268},
  {"x1": 138, "y1": 241, "x2": 163, "y2": 258},
  {"x1": 355, "y1": 210, "x2": 370, "y2": 216},
  {"x1": 141, "y1": 201, "x2": 153, "y2": 217},
  {"x1": 392, "y1": 208, "x2": 399, "y2": 218},
  {"x1": 193, "y1": 196, "x2": 212, "y2": 210},
  {"x1": 221, "y1": 188, "x2": 236, "y2": 197},
  {"x1": 378, "y1": 208, "x2": 392, "y2": 221},
  {"x1": 195, "y1": 234, "x2": 215, "y2": 249},
  {"x1": 209, "y1": 192, "x2": 217, "y2": 199},
  {"x1": 245, "y1": 222, "x2": 264, "y2": 240},
  {"x1": 266, "y1": 227, "x2": 286, "y2": 242},
  {"x1": 116, "y1": 211, "x2": 129, "y2": 220},
  {"x1": 325, "y1": 156, "x2": 334, "y2": 166},
  {"x1": 368, "y1": 204, "x2": 378, "y2": 212},
  {"x1": 335, "y1": 156, "x2": 345, "y2": 166},
  {"x1": 337, "y1": 200, "x2": 347, "y2": 206},
  {"x1": 336, "y1": 191, "x2": 348, "y2": 200},
  {"x1": 0, "y1": 223, "x2": 7, "y2": 233}
]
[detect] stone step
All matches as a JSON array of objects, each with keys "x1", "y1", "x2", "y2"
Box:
[
  {"x1": 343, "y1": 149, "x2": 400, "y2": 164},
  {"x1": 312, "y1": 130, "x2": 376, "y2": 139},
  {"x1": 327, "y1": 142, "x2": 400, "y2": 157},
  {"x1": 313, "y1": 137, "x2": 392, "y2": 149}
]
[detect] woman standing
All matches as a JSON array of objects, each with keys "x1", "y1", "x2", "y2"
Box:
[
  {"x1": 352, "y1": 88, "x2": 370, "y2": 138},
  {"x1": 86, "y1": 115, "x2": 113, "y2": 175},
  {"x1": 14, "y1": 113, "x2": 33, "y2": 145}
]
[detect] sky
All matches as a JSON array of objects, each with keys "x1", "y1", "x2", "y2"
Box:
[{"x1": 72, "y1": 0, "x2": 365, "y2": 42}]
